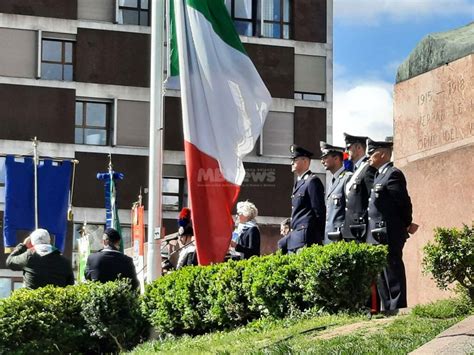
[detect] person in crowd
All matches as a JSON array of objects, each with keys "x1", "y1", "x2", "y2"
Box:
[
  {"x1": 84, "y1": 227, "x2": 139, "y2": 289},
  {"x1": 277, "y1": 218, "x2": 291, "y2": 254},
  {"x1": 230, "y1": 201, "x2": 260, "y2": 259},
  {"x1": 280, "y1": 145, "x2": 325, "y2": 253},
  {"x1": 6, "y1": 228, "x2": 74, "y2": 289},
  {"x1": 342, "y1": 133, "x2": 377, "y2": 242},
  {"x1": 366, "y1": 138, "x2": 418, "y2": 313},
  {"x1": 176, "y1": 208, "x2": 197, "y2": 269},
  {"x1": 320, "y1": 142, "x2": 353, "y2": 244}
]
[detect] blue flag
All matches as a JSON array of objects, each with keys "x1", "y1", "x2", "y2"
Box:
[
  {"x1": 3, "y1": 156, "x2": 72, "y2": 252},
  {"x1": 97, "y1": 171, "x2": 124, "y2": 252}
]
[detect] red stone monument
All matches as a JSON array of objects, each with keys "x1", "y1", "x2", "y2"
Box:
[{"x1": 393, "y1": 23, "x2": 473, "y2": 305}]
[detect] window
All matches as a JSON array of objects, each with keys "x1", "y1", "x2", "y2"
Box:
[
  {"x1": 0, "y1": 277, "x2": 23, "y2": 299},
  {"x1": 226, "y1": 0, "x2": 258, "y2": 37},
  {"x1": 118, "y1": 0, "x2": 150, "y2": 26},
  {"x1": 261, "y1": 0, "x2": 291, "y2": 39},
  {"x1": 294, "y1": 92, "x2": 324, "y2": 102},
  {"x1": 75, "y1": 101, "x2": 110, "y2": 146},
  {"x1": 225, "y1": 0, "x2": 292, "y2": 39},
  {"x1": 163, "y1": 178, "x2": 187, "y2": 211},
  {"x1": 41, "y1": 39, "x2": 73, "y2": 81}
]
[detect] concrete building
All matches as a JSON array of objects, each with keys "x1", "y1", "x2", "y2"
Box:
[{"x1": 0, "y1": 0, "x2": 333, "y2": 296}]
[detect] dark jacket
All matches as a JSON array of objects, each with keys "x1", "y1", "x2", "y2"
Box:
[
  {"x1": 84, "y1": 246, "x2": 139, "y2": 289},
  {"x1": 287, "y1": 171, "x2": 325, "y2": 251},
  {"x1": 6, "y1": 243, "x2": 75, "y2": 289},
  {"x1": 367, "y1": 163, "x2": 413, "y2": 250},
  {"x1": 342, "y1": 158, "x2": 377, "y2": 241},
  {"x1": 235, "y1": 226, "x2": 260, "y2": 259},
  {"x1": 367, "y1": 162, "x2": 413, "y2": 310}
]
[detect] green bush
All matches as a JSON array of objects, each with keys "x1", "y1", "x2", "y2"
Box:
[
  {"x1": 423, "y1": 224, "x2": 474, "y2": 300},
  {"x1": 143, "y1": 242, "x2": 388, "y2": 335},
  {"x1": 0, "y1": 280, "x2": 148, "y2": 354}
]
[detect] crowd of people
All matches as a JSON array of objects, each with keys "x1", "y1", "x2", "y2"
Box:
[{"x1": 6, "y1": 132, "x2": 416, "y2": 314}]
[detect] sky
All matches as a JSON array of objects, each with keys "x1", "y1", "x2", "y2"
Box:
[{"x1": 332, "y1": 0, "x2": 474, "y2": 146}]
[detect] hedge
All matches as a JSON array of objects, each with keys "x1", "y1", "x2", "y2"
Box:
[
  {"x1": 0, "y1": 280, "x2": 148, "y2": 354},
  {"x1": 142, "y1": 242, "x2": 388, "y2": 335}
]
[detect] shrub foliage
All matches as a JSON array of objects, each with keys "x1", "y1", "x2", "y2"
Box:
[
  {"x1": 423, "y1": 224, "x2": 474, "y2": 300},
  {"x1": 0, "y1": 280, "x2": 148, "y2": 354},
  {"x1": 143, "y1": 242, "x2": 388, "y2": 335}
]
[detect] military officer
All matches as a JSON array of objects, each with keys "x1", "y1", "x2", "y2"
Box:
[
  {"x1": 366, "y1": 138, "x2": 417, "y2": 312},
  {"x1": 342, "y1": 133, "x2": 377, "y2": 242},
  {"x1": 320, "y1": 142, "x2": 352, "y2": 244},
  {"x1": 281, "y1": 145, "x2": 325, "y2": 253}
]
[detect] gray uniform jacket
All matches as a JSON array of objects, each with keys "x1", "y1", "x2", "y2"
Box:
[{"x1": 324, "y1": 169, "x2": 353, "y2": 244}]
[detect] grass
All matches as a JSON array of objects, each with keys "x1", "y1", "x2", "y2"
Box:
[{"x1": 129, "y1": 297, "x2": 472, "y2": 354}]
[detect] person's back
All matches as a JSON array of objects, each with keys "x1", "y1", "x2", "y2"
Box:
[
  {"x1": 6, "y1": 229, "x2": 74, "y2": 289},
  {"x1": 84, "y1": 228, "x2": 139, "y2": 289},
  {"x1": 85, "y1": 247, "x2": 138, "y2": 286}
]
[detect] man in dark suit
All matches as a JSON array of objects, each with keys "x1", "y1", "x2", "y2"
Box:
[
  {"x1": 279, "y1": 145, "x2": 325, "y2": 253},
  {"x1": 320, "y1": 142, "x2": 352, "y2": 244},
  {"x1": 85, "y1": 228, "x2": 139, "y2": 289},
  {"x1": 342, "y1": 133, "x2": 377, "y2": 242},
  {"x1": 366, "y1": 138, "x2": 417, "y2": 312}
]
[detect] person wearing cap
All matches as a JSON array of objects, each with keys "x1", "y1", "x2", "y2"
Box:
[
  {"x1": 84, "y1": 228, "x2": 139, "y2": 289},
  {"x1": 6, "y1": 228, "x2": 74, "y2": 289},
  {"x1": 281, "y1": 145, "x2": 325, "y2": 253},
  {"x1": 342, "y1": 133, "x2": 377, "y2": 242},
  {"x1": 176, "y1": 208, "x2": 198, "y2": 269},
  {"x1": 230, "y1": 201, "x2": 260, "y2": 259},
  {"x1": 366, "y1": 138, "x2": 418, "y2": 312},
  {"x1": 320, "y1": 142, "x2": 353, "y2": 244}
]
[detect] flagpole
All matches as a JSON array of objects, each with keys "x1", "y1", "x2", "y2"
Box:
[
  {"x1": 32, "y1": 137, "x2": 39, "y2": 229},
  {"x1": 147, "y1": 0, "x2": 165, "y2": 282}
]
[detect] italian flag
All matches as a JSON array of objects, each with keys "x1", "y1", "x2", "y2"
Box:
[{"x1": 173, "y1": 0, "x2": 272, "y2": 264}]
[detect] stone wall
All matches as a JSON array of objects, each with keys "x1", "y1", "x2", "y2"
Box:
[{"x1": 393, "y1": 54, "x2": 473, "y2": 305}]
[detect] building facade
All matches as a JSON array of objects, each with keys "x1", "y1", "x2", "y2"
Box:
[{"x1": 0, "y1": 0, "x2": 333, "y2": 296}]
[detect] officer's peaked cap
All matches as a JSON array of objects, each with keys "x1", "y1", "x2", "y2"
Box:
[
  {"x1": 367, "y1": 138, "x2": 393, "y2": 155},
  {"x1": 320, "y1": 141, "x2": 345, "y2": 158},
  {"x1": 344, "y1": 133, "x2": 368, "y2": 148},
  {"x1": 290, "y1": 144, "x2": 313, "y2": 159}
]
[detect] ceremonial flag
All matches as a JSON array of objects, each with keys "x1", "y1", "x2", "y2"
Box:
[
  {"x1": 3, "y1": 156, "x2": 72, "y2": 252},
  {"x1": 173, "y1": 0, "x2": 272, "y2": 264},
  {"x1": 131, "y1": 199, "x2": 145, "y2": 290},
  {"x1": 97, "y1": 171, "x2": 124, "y2": 252}
]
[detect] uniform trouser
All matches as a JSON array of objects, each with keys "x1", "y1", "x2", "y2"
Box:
[{"x1": 377, "y1": 246, "x2": 407, "y2": 311}]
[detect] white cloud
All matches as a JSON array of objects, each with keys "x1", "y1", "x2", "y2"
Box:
[
  {"x1": 332, "y1": 79, "x2": 394, "y2": 146},
  {"x1": 334, "y1": 0, "x2": 474, "y2": 25}
]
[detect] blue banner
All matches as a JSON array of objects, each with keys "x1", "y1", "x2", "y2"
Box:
[
  {"x1": 97, "y1": 171, "x2": 124, "y2": 251},
  {"x1": 3, "y1": 156, "x2": 72, "y2": 251}
]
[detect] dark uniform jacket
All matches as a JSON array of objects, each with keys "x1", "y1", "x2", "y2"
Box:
[
  {"x1": 6, "y1": 243, "x2": 75, "y2": 289},
  {"x1": 367, "y1": 162, "x2": 413, "y2": 310},
  {"x1": 324, "y1": 169, "x2": 352, "y2": 244},
  {"x1": 235, "y1": 226, "x2": 260, "y2": 259},
  {"x1": 342, "y1": 157, "x2": 377, "y2": 241},
  {"x1": 287, "y1": 171, "x2": 325, "y2": 251},
  {"x1": 85, "y1": 246, "x2": 139, "y2": 289}
]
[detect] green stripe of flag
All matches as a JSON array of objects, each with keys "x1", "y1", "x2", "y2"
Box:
[{"x1": 170, "y1": 0, "x2": 247, "y2": 77}]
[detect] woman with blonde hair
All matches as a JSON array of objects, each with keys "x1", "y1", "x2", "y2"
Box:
[{"x1": 230, "y1": 201, "x2": 260, "y2": 259}]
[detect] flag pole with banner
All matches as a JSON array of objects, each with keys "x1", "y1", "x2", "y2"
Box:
[
  {"x1": 173, "y1": 0, "x2": 272, "y2": 264},
  {"x1": 3, "y1": 141, "x2": 75, "y2": 253},
  {"x1": 97, "y1": 154, "x2": 124, "y2": 252},
  {"x1": 131, "y1": 191, "x2": 145, "y2": 292}
]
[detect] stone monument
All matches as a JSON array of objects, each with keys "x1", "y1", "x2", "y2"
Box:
[{"x1": 393, "y1": 23, "x2": 473, "y2": 305}]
